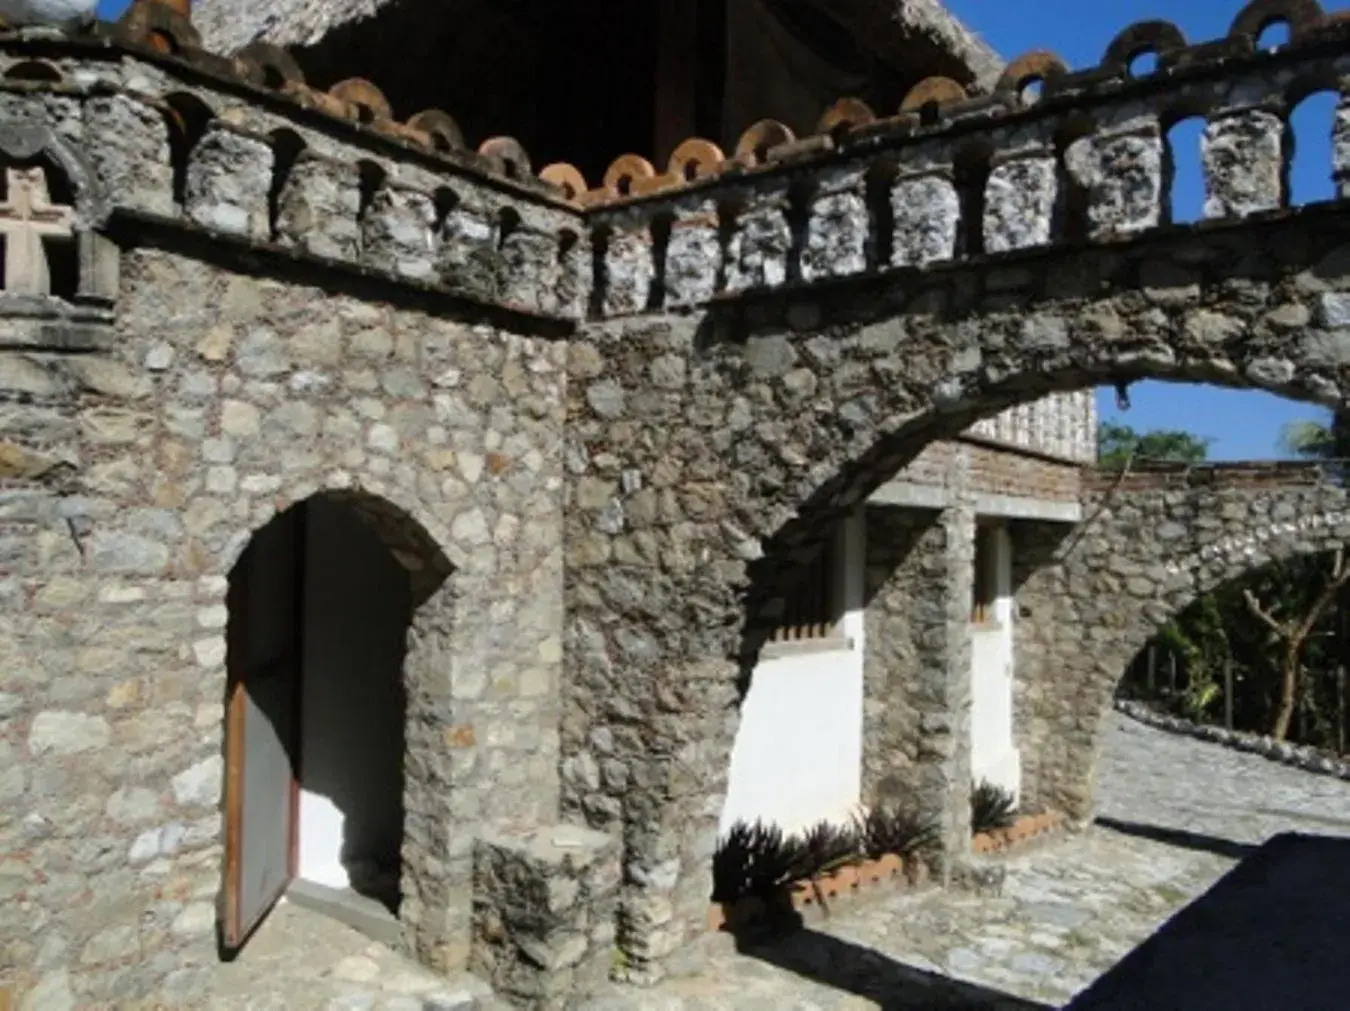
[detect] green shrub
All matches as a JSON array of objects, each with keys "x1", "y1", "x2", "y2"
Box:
[
  {"x1": 970, "y1": 780, "x2": 1018, "y2": 834},
  {"x1": 854, "y1": 802, "x2": 939, "y2": 859}
]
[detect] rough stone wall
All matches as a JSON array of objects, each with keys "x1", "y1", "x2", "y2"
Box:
[
  {"x1": 1012, "y1": 474, "x2": 1350, "y2": 825},
  {"x1": 0, "y1": 248, "x2": 568, "y2": 1005},
  {"x1": 861, "y1": 499, "x2": 975, "y2": 864},
  {"x1": 897, "y1": 439, "x2": 1084, "y2": 503},
  {"x1": 561, "y1": 205, "x2": 1350, "y2": 969}
]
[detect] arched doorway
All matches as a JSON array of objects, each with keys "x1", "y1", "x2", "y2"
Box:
[{"x1": 221, "y1": 491, "x2": 452, "y2": 951}]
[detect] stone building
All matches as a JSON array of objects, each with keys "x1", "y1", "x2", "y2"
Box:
[{"x1": 3, "y1": 0, "x2": 1350, "y2": 1006}]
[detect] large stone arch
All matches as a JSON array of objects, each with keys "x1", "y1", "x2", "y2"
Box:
[
  {"x1": 1012, "y1": 464, "x2": 1350, "y2": 823},
  {"x1": 564, "y1": 213, "x2": 1350, "y2": 979}
]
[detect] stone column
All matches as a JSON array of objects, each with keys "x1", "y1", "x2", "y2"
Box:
[{"x1": 861, "y1": 454, "x2": 976, "y2": 874}]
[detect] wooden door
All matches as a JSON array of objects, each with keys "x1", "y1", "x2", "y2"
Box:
[{"x1": 222, "y1": 506, "x2": 306, "y2": 950}]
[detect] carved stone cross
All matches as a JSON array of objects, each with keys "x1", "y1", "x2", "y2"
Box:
[{"x1": 0, "y1": 166, "x2": 75, "y2": 295}]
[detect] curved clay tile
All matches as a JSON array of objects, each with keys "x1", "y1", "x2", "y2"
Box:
[
  {"x1": 1101, "y1": 20, "x2": 1188, "y2": 71},
  {"x1": 734, "y1": 120, "x2": 796, "y2": 167},
  {"x1": 817, "y1": 98, "x2": 877, "y2": 137},
  {"x1": 996, "y1": 51, "x2": 1069, "y2": 96},
  {"x1": 1229, "y1": 0, "x2": 1324, "y2": 40},
  {"x1": 603, "y1": 154, "x2": 657, "y2": 197},
  {"x1": 406, "y1": 110, "x2": 465, "y2": 154},
  {"x1": 667, "y1": 138, "x2": 725, "y2": 182},
  {"x1": 899, "y1": 76, "x2": 968, "y2": 113},
  {"x1": 539, "y1": 163, "x2": 588, "y2": 201},
  {"x1": 235, "y1": 41, "x2": 305, "y2": 91},
  {"x1": 478, "y1": 137, "x2": 532, "y2": 180},
  {"x1": 329, "y1": 78, "x2": 393, "y2": 124},
  {"x1": 117, "y1": 0, "x2": 202, "y2": 55}
]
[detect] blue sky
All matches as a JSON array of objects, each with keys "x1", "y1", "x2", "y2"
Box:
[
  {"x1": 94, "y1": 0, "x2": 1339, "y2": 457},
  {"x1": 947, "y1": 0, "x2": 1345, "y2": 458}
]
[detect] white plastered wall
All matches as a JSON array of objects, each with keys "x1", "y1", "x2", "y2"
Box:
[
  {"x1": 969, "y1": 522, "x2": 1021, "y2": 800},
  {"x1": 719, "y1": 511, "x2": 866, "y2": 835}
]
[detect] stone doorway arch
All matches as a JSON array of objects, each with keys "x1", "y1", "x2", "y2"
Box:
[{"x1": 220, "y1": 489, "x2": 455, "y2": 961}]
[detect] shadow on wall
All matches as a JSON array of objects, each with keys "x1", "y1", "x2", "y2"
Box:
[
  {"x1": 1068, "y1": 832, "x2": 1350, "y2": 1011},
  {"x1": 727, "y1": 915, "x2": 1049, "y2": 1010}
]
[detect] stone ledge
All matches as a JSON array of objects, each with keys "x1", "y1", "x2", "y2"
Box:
[{"x1": 1115, "y1": 698, "x2": 1350, "y2": 781}]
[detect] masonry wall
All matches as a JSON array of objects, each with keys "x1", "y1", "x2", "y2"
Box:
[
  {"x1": 0, "y1": 247, "x2": 568, "y2": 1005},
  {"x1": 896, "y1": 438, "x2": 1084, "y2": 504}
]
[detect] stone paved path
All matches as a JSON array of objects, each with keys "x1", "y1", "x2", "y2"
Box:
[
  {"x1": 144, "y1": 899, "x2": 491, "y2": 1010},
  {"x1": 583, "y1": 712, "x2": 1350, "y2": 1009},
  {"x1": 148, "y1": 712, "x2": 1350, "y2": 1009}
]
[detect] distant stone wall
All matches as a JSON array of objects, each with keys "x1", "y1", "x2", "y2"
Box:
[
  {"x1": 1011, "y1": 475, "x2": 1350, "y2": 824},
  {"x1": 0, "y1": 248, "x2": 568, "y2": 1005},
  {"x1": 1115, "y1": 699, "x2": 1350, "y2": 782}
]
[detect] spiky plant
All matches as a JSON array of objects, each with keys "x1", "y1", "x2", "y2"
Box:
[
  {"x1": 854, "y1": 802, "x2": 939, "y2": 860},
  {"x1": 970, "y1": 780, "x2": 1018, "y2": 834},
  {"x1": 711, "y1": 820, "x2": 806, "y2": 902},
  {"x1": 794, "y1": 819, "x2": 862, "y2": 879}
]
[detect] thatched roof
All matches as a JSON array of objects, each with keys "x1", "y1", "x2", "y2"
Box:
[{"x1": 194, "y1": 0, "x2": 1004, "y2": 92}]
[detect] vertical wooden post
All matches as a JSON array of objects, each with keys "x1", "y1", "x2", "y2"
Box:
[
  {"x1": 1146, "y1": 644, "x2": 1156, "y2": 694},
  {"x1": 1224, "y1": 655, "x2": 1234, "y2": 730},
  {"x1": 1168, "y1": 650, "x2": 1178, "y2": 696}
]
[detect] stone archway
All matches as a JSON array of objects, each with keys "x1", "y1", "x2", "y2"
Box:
[
  {"x1": 563, "y1": 216, "x2": 1350, "y2": 978},
  {"x1": 1011, "y1": 462, "x2": 1350, "y2": 825},
  {"x1": 219, "y1": 489, "x2": 457, "y2": 965}
]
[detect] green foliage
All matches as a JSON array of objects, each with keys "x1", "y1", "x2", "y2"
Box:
[
  {"x1": 795, "y1": 819, "x2": 863, "y2": 878},
  {"x1": 710, "y1": 820, "x2": 806, "y2": 902},
  {"x1": 712, "y1": 806, "x2": 938, "y2": 904},
  {"x1": 970, "y1": 780, "x2": 1018, "y2": 834},
  {"x1": 1281, "y1": 419, "x2": 1339, "y2": 459},
  {"x1": 853, "y1": 803, "x2": 939, "y2": 860},
  {"x1": 1124, "y1": 549, "x2": 1349, "y2": 750},
  {"x1": 1098, "y1": 421, "x2": 1213, "y2": 469}
]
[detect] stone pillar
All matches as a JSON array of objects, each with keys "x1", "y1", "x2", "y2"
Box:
[
  {"x1": 861, "y1": 454, "x2": 975, "y2": 873},
  {"x1": 471, "y1": 825, "x2": 621, "y2": 1009}
]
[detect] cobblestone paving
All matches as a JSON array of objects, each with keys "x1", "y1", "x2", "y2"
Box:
[
  {"x1": 144, "y1": 899, "x2": 491, "y2": 1010},
  {"x1": 150, "y1": 713, "x2": 1350, "y2": 1009},
  {"x1": 583, "y1": 712, "x2": 1350, "y2": 1009}
]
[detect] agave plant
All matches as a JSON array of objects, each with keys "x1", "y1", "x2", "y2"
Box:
[
  {"x1": 711, "y1": 819, "x2": 806, "y2": 902},
  {"x1": 970, "y1": 780, "x2": 1018, "y2": 834},
  {"x1": 854, "y1": 802, "x2": 939, "y2": 859},
  {"x1": 793, "y1": 819, "x2": 863, "y2": 880}
]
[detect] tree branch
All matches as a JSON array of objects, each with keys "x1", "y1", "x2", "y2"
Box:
[{"x1": 1244, "y1": 587, "x2": 1289, "y2": 639}]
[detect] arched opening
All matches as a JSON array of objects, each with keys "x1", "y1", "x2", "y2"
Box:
[
  {"x1": 1164, "y1": 115, "x2": 1207, "y2": 224},
  {"x1": 954, "y1": 143, "x2": 993, "y2": 258},
  {"x1": 221, "y1": 491, "x2": 452, "y2": 951},
  {"x1": 710, "y1": 367, "x2": 1346, "y2": 931},
  {"x1": 1257, "y1": 18, "x2": 1292, "y2": 50},
  {"x1": 1287, "y1": 89, "x2": 1339, "y2": 207},
  {"x1": 355, "y1": 159, "x2": 386, "y2": 226},
  {"x1": 163, "y1": 92, "x2": 215, "y2": 208},
  {"x1": 267, "y1": 129, "x2": 307, "y2": 241},
  {"x1": 1128, "y1": 50, "x2": 1160, "y2": 78}
]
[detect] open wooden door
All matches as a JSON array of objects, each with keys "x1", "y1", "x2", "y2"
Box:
[{"x1": 223, "y1": 505, "x2": 306, "y2": 951}]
